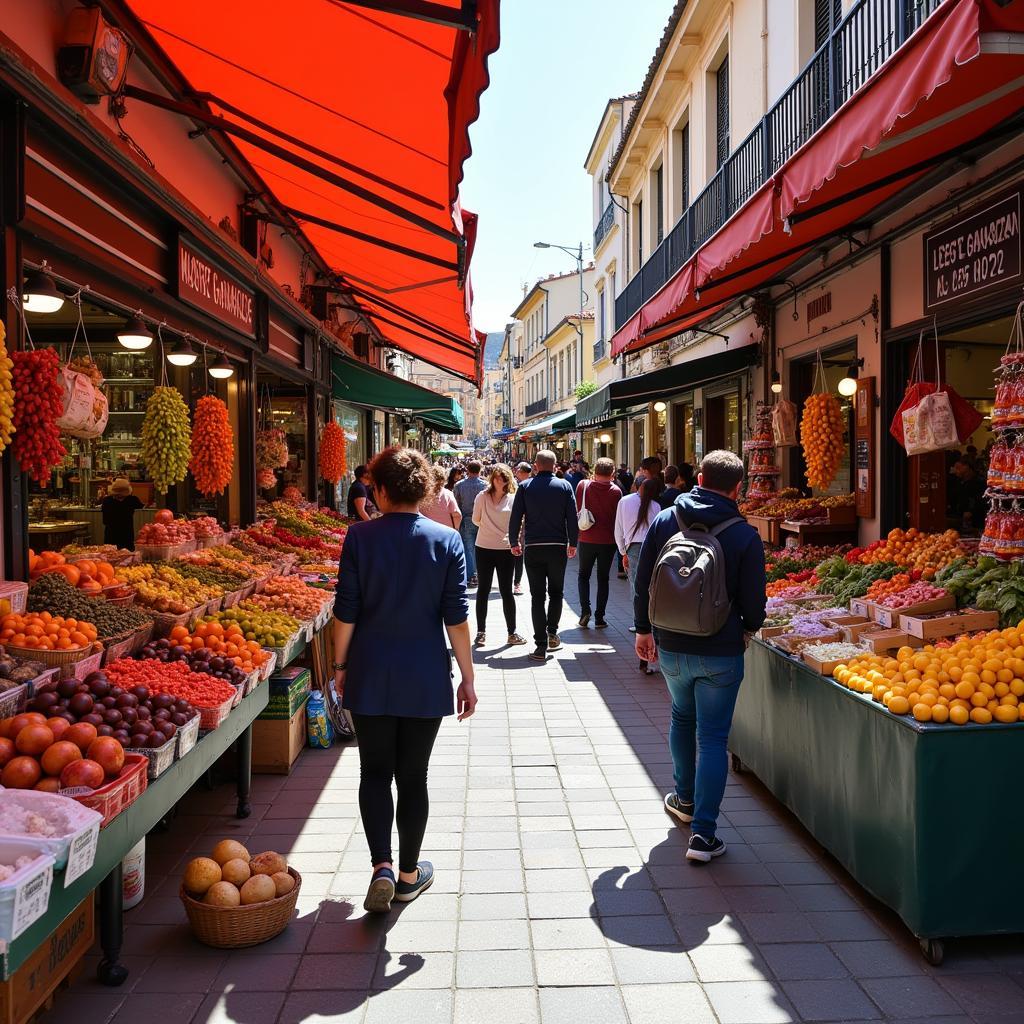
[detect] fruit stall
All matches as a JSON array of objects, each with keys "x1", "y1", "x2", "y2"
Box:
[
  {"x1": 0, "y1": 495, "x2": 345, "y2": 1014},
  {"x1": 731, "y1": 530, "x2": 1024, "y2": 963}
]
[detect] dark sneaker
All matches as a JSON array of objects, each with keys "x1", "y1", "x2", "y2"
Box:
[
  {"x1": 394, "y1": 861, "x2": 434, "y2": 903},
  {"x1": 363, "y1": 867, "x2": 396, "y2": 913},
  {"x1": 578, "y1": 612, "x2": 591, "y2": 628},
  {"x1": 594, "y1": 617, "x2": 608, "y2": 628},
  {"x1": 686, "y1": 834, "x2": 726, "y2": 863},
  {"x1": 547, "y1": 633, "x2": 562, "y2": 651},
  {"x1": 474, "y1": 632, "x2": 486, "y2": 648},
  {"x1": 469, "y1": 575, "x2": 479, "y2": 588},
  {"x1": 507, "y1": 633, "x2": 528, "y2": 645},
  {"x1": 529, "y1": 648, "x2": 548, "y2": 662},
  {"x1": 664, "y1": 793, "x2": 694, "y2": 824}
]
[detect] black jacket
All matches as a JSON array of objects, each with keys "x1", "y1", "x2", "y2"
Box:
[
  {"x1": 633, "y1": 487, "x2": 766, "y2": 657},
  {"x1": 508, "y1": 472, "x2": 579, "y2": 548}
]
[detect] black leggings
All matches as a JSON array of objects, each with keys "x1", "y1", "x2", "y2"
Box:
[
  {"x1": 351, "y1": 713, "x2": 442, "y2": 872},
  {"x1": 475, "y1": 546, "x2": 516, "y2": 634}
]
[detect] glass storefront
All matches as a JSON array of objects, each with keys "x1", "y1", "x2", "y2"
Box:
[{"x1": 335, "y1": 401, "x2": 366, "y2": 509}]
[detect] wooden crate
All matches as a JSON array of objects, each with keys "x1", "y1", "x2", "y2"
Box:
[
  {"x1": 748, "y1": 516, "x2": 781, "y2": 546},
  {"x1": 898, "y1": 607, "x2": 1000, "y2": 640},
  {"x1": 0, "y1": 897, "x2": 93, "y2": 1024},
  {"x1": 872, "y1": 595, "x2": 955, "y2": 629},
  {"x1": 858, "y1": 629, "x2": 925, "y2": 654}
]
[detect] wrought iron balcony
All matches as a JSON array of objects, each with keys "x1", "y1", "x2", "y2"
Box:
[
  {"x1": 615, "y1": 0, "x2": 941, "y2": 331},
  {"x1": 525, "y1": 398, "x2": 548, "y2": 418},
  {"x1": 593, "y1": 202, "x2": 616, "y2": 251}
]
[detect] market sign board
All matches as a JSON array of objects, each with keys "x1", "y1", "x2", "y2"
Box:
[
  {"x1": 924, "y1": 189, "x2": 1022, "y2": 312},
  {"x1": 177, "y1": 235, "x2": 256, "y2": 338}
]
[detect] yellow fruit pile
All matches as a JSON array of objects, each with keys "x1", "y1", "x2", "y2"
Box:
[
  {"x1": 801, "y1": 392, "x2": 844, "y2": 490},
  {"x1": 142, "y1": 387, "x2": 191, "y2": 494},
  {"x1": 833, "y1": 628, "x2": 1024, "y2": 725},
  {"x1": 0, "y1": 323, "x2": 14, "y2": 456}
]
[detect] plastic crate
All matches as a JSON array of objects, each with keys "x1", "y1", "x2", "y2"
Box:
[
  {"x1": 258, "y1": 650, "x2": 277, "y2": 681},
  {"x1": 0, "y1": 683, "x2": 28, "y2": 720},
  {"x1": 0, "y1": 790, "x2": 102, "y2": 870},
  {"x1": 0, "y1": 581, "x2": 28, "y2": 614},
  {"x1": 0, "y1": 839, "x2": 54, "y2": 941},
  {"x1": 67, "y1": 754, "x2": 148, "y2": 828},
  {"x1": 126, "y1": 732, "x2": 177, "y2": 780},
  {"x1": 176, "y1": 712, "x2": 201, "y2": 759}
]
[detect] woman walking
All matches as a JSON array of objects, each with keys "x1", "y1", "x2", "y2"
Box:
[
  {"x1": 445, "y1": 465, "x2": 465, "y2": 492},
  {"x1": 471, "y1": 463, "x2": 526, "y2": 648},
  {"x1": 333, "y1": 447, "x2": 477, "y2": 913},
  {"x1": 615, "y1": 477, "x2": 663, "y2": 674},
  {"x1": 420, "y1": 465, "x2": 462, "y2": 530}
]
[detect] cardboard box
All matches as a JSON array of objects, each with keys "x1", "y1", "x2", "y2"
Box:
[
  {"x1": 858, "y1": 629, "x2": 924, "y2": 653},
  {"x1": 253, "y1": 695, "x2": 309, "y2": 774},
  {"x1": 801, "y1": 650, "x2": 860, "y2": 677},
  {"x1": 260, "y1": 668, "x2": 311, "y2": 720},
  {"x1": 842, "y1": 622, "x2": 890, "y2": 644},
  {"x1": 872, "y1": 595, "x2": 955, "y2": 629},
  {"x1": 898, "y1": 607, "x2": 1000, "y2": 640},
  {"x1": 0, "y1": 897, "x2": 93, "y2": 1024},
  {"x1": 823, "y1": 615, "x2": 868, "y2": 629},
  {"x1": 850, "y1": 598, "x2": 872, "y2": 617}
]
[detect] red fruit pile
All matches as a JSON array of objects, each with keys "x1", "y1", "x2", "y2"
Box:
[
  {"x1": 319, "y1": 421, "x2": 346, "y2": 484},
  {"x1": 12, "y1": 348, "x2": 66, "y2": 484},
  {"x1": 190, "y1": 395, "x2": 234, "y2": 497}
]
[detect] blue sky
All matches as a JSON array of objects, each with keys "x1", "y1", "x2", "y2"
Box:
[{"x1": 461, "y1": 0, "x2": 676, "y2": 333}]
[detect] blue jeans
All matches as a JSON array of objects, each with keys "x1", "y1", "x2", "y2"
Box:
[
  {"x1": 460, "y1": 520, "x2": 479, "y2": 578},
  {"x1": 658, "y1": 650, "x2": 745, "y2": 839}
]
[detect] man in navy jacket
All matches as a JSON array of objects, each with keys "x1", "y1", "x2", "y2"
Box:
[
  {"x1": 509, "y1": 450, "x2": 579, "y2": 661},
  {"x1": 632, "y1": 450, "x2": 767, "y2": 863}
]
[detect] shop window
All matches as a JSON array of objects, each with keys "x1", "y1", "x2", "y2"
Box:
[
  {"x1": 715, "y1": 56, "x2": 730, "y2": 171},
  {"x1": 705, "y1": 391, "x2": 741, "y2": 456},
  {"x1": 674, "y1": 401, "x2": 696, "y2": 467}
]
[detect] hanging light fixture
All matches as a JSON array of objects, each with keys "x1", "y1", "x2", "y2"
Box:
[
  {"x1": 837, "y1": 357, "x2": 863, "y2": 398},
  {"x1": 117, "y1": 311, "x2": 153, "y2": 350},
  {"x1": 208, "y1": 352, "x2": 234, "y2": 379},
  {"x1": 599, "y1": 432, "x2": 612, "y2": 444},
  {"x1": 654, "y1": 401, "x2": 667, "y2": 413},
  {"x1": 771, "y1": 370, "x2": 783, "y2": 394},
  {"x1": 166, "y1": 335, "x2": 198, "y2": 367},
  {"x1": 22, "y1": 263, "x2": 64, "y2": 314}
]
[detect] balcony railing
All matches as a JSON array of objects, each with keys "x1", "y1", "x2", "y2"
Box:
[
  {"x1": 525, "y1": 398, "x2": 548, "y2": 418},
  {"x1": 614, "y1": 0, "x2": 941, "y2": 331},
  {"x1": 594, "y1": 202, "x2": 616, "y2": 250}
]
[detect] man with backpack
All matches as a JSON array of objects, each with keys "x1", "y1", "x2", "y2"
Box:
[{"x1": 631, "y1": 450, "x2": 766, "y2": 863}]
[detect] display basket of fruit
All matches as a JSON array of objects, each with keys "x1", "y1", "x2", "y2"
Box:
[
  {"x1": 126, "y1": 621, "x2": 154, "y2": 657},
  {"x1": 60, "y1": 647, "x2": 103, "y2": 682},
  {"x1": 4, "y1": 640, "x2": 99, "y2": 670},
  {"x1": 259, "y1": 651, "x2": 277, "y2": 682},
  {"x1": 220, "y1": 588, "x2": 245, "y2": 610},
  {"x1": 238, "y1": 581, "x2": 257, "y2": 600},
  {"x1": 100, "y1": 628, "x2": 139, "y2": 667},
  {"x1": 176, "y1": 712, "x2": 201, "y2": 759},
  {"x1": 145, "y1": 607, "x2": 195, "y2": 638},
  {"x1": 0, "y1": 582, "x2": 28, "y2": 615},
  {"x1": 101, "y1": 583, "x2": 137, "y2": 607},
  {"x1": 0, "y1": 683, "x2": 28, "y2": 721},
  {"x1": 199, "y1": 691, "x2": 235, "y2": 732},
  {"x1": 180, "y1": 843, "x2": 301, "y2": 949},
  {"x1": 126, "y1": 730, "x2": 177, "y2": 780},
  {"x1": 137, "y1": 541, "x2": 194, "y2": 562},
  {"x1": 66, "y1": 753, "x2": 148, "y2": 827}
]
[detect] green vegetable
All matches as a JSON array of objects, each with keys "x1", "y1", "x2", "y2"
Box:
[
  {"x1": 815, "y1": 557, "x2": 903, "y2": 605},
  {"x1": 937, "y1": 556, "x2": 1024, "y2": 627}
]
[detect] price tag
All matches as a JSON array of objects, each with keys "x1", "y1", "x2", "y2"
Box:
[
  {"x1": 64, "y1": 823, "x2": 100, "y2": 887},
  {"x1": 11, "y1": 862, "x2": 53, "y2": 939}
]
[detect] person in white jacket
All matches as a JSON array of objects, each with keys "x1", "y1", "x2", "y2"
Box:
[{"x1": 615, "y1": 477, "x2": 664, "y2": 671}]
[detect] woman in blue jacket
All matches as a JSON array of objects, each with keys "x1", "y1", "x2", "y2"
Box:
[{"x1": 333, "y1": 447, "x2": 477, "y2": 913}]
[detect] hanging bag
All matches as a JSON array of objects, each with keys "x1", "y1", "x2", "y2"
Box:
[
  {"x1": 577, "y1": 480, "x2": 595, "y2": 531},
  {"x1": 55, "y1": 295, "x2": 108, "y2": 439},
  {"x1": 771, "y1": 399, "x2": 798, "y2": 447}
]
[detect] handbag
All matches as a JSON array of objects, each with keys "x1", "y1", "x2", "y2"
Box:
[{"x1": 577, "y1": 481, "x2": 595, "y2": 531}]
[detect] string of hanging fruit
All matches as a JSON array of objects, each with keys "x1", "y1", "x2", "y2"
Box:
[
  {"x1": 12, "y1": 347, "x2": 65, "y2": 485},
  {"x1": 319, "y1": 420, "x2": 346, "y2": 484},
  {"x1": 141, "y1": 386, "x2": 192, "y2": 495},
  {"x1": 189, "y1": 395, "x2": 234, "y2": 497}
]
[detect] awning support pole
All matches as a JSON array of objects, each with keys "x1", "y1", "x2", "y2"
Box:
[{"x1": 328, "y1": 0, "x2": 478, "y2": 31}]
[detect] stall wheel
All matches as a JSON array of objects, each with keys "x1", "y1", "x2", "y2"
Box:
[
  {"x1": 919, "y1": 937, "x2": 945, "y2": 966},
  {"x1": 97, "y1": 959, "x2": 129, "y2": 987}
]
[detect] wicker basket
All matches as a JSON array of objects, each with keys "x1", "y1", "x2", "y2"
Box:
[
  {"x1": 146, "y1": 608, "x2": 193, "y2": 638},
  {"x1": 101, "y1": 630, "x2": 138, "y2": 666},
  {"x1": 181, "y1": 868, "x2": 302, "y2": 948},
  {"x1": 4, "y1": 642, "x2": 96, "y2": 669},
  {"x1": 102, "y1": 584, "x2": 137, "y2": 607}
]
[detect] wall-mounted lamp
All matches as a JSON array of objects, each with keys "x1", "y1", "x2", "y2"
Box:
[
  {"x1": 208, "y1": 353, "x2": 234, "y2": 379},
  {"x1": 771, "y1": 371, "x2": 783, "y2": 395},
  {"x1": 599, "y1": 433, "x2": 612, "y2": 444},
  {"x1": 22, "y1": 264, "x2": 65, "y2": 314},
  {"x1": 167, "y1": 336, "x2": 198, "y2": 367},
  {"x1": 837, "y1": 357, "x2": 864, "y2": 398},
  {"x1": 653, "y1": 401, "x2": 667, "y2": 413}
]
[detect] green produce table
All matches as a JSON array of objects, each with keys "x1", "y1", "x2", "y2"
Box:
[
  {"x1": 731, "y1": 640, "x2": 1024, "y2": 963},
  {"x1": 1, "y1": 683, "x2": 268, "y2": 983}
]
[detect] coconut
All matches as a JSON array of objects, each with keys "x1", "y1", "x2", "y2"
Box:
[
  {"x1": 239, "y1": 874, "x2": 277, "y2": 905},
  {"x1": 221, "y1": 857, "x2": 251, "y2": 887},
  {"x1": 271, "y1": 870, "x2": 295, "y2": 897},
  {"x1": 203, "y1": 881, "x2": 241, "y2": 908},
  {"x1": 183, "y1": 857, "x2": 221, "y2": 896},
  {"x1": 249, "y1": 851, "x2": 287, "y2": 876},
  {"x1": 211, "y1": 839, "x2": 250, "y2": 866}
]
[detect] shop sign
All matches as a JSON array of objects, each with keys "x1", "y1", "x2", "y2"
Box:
[
  {"x1": 924, "y1": 189, "x2": 1022, "y2": 312},
  {"x1": 177, "y1": 236, "x2": 256, "y2": 337}
]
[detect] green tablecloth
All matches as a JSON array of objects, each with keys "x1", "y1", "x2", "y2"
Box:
[
  {"x1": 731, "y1": 641, "x2": 1024, "y2": 942},
  {"x1": 1, "y1": 684, "x2": 269, "y2": 978}
]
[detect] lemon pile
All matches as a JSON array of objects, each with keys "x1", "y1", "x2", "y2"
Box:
[
  {"x1": 0, "y1": 323, "x2": 13, "y2": 455},
  {"x1": 833, "y1": 627, "x2": 1024, "y2": 725}
]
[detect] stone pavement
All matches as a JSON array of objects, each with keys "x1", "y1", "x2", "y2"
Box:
[{"x1": 44, "y1": 573, "x2": 1024, "y2": 1024}]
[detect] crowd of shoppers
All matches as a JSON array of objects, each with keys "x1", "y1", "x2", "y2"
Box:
[{"x1": 333, "y1": 441, "x2": 766, "y2": 909}]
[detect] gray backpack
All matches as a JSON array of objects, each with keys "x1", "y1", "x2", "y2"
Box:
[{"x1": 647, "y1": 508, "x2": 745, "y2": 636}]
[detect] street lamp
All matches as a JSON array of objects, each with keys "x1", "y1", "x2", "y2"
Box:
[{"x1": 534, "y1": 241, "x2": 586, "y2": 385}]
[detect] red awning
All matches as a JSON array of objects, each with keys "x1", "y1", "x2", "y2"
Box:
[
  {"x1": 122, "y1": 0, "x2": 499, "y2": 384},
  {"x1": 613, "y1": 0, "x2": 1024, "y2": 356}
]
